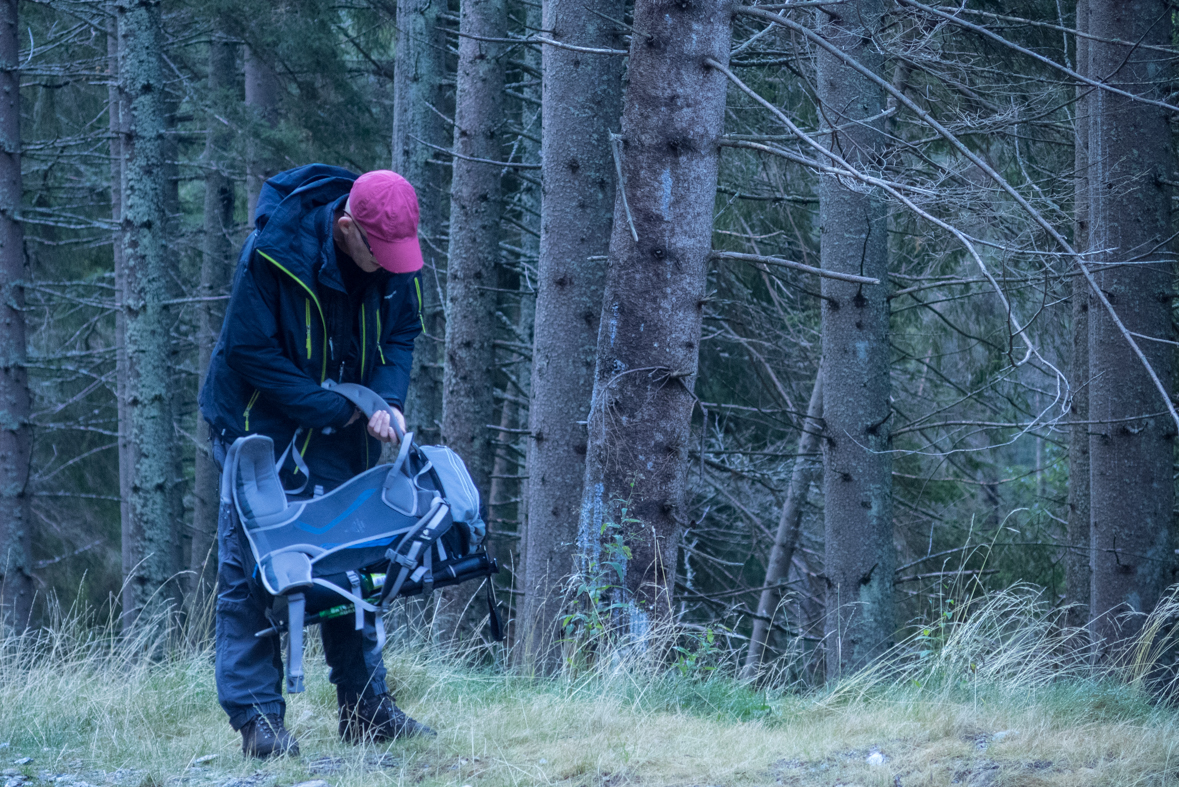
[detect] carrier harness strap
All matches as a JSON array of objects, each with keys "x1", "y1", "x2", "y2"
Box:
[
  {"x1": 275, "y1": 428, "x2": 311, "y2": 496},
  {"x1": 379, "y1": 501, "x2": 450, "y2": 606},
  {"x1": 347, "y1": 571, "x2": 364, "y2": 631},
  {"x1": 310, "y1": 577, "x2": 381, "y2": 614},
  {"x1": 320, "y1": 380, "x2": 406, "y2": 440},
  {"x1": 287, "y1": 592, "x2": 306, "y2": 692}
]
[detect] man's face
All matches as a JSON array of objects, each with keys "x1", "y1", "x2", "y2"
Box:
[{"x1": 339, "y1": 199, "x2": 382, "y2": 273}]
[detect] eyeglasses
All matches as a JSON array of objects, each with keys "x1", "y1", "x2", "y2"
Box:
[{"x1": 343, "y1": 210, "x2": 374, "y2": 258}]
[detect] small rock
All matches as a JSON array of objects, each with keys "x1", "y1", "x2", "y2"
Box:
[
  {"x1": 1, "y1": 771, "x2": 16, "y2": 777},
  {"x1": 866, "y1": 752, "x2": 886, "y2": 766},
  {"x1": 538, "y1": 759, "x2": 547, "y2": 766},
  {"x1": 290, "y1": 781, "x2": 329, "y2": 787},
  {"x1": 11, "y1": 760, "x2": 31, "y2": 767},
  {"x1": 991, "y1": 730, "x2": 1017, "y2": 743},
  {"x1": 365, "y1": 754, "x2": 398, "y2": 770},
  {"x1": 5, "y1": 778, "x2": 28, "y2": 787},
  {"x1": 193, "y1": 756, "x2": 217, "y2": 766},
  {"x1": 307, "y1": 757, "x2": 343, "y2": 776}
]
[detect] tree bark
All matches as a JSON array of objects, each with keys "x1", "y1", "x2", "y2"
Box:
[
  {"x1": 0, "y1": 0, "x2": 33, "y2": 629},
  {"x1": 394, "y1": 0, "x2": 449, "y2": 446},
  {"x1": 116, "y1": 0, "x2": 181, "y2": 626},
  {"x1": 518, "y1": 0, "x2": 625, "y2": 672},
  {"x1": 816, "y1": 0, "x2": 894, "y2": 679},
  {"x1": 244, "y1": 43, "x2": 279, "y2": 228},
  {"x1": 191, "y1": 25, "x2": 237, "y2": 602},
  {"x1": 436, "y1": 0, "x2": 508, "y2": 640},
  {"x1": 1086, "y1": 0, "x2": 1175, "y2": 651},
  {"x1": 1065, "y1": 0, "x2": 1090, "y2": 631},
  {"x1": 577, "y1": 0, "x2": 732, "y2": 632},
  {"x1": 742, "y1": 373, "x2": 823, "y2": 680}
]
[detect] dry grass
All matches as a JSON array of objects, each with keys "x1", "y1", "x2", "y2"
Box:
[{"x1": 1, "y1": 588, "x2": 1178, "y2": 787}]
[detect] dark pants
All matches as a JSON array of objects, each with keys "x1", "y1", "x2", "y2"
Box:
[{"x1": 211, "y1": 437, "x2": 389, "y2": 730}]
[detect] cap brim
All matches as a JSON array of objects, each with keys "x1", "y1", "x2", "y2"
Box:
[{"x1": 370, "y1": 234, "x2": 423, "y2": 274}]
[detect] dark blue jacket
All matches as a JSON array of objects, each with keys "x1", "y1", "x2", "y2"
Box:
[{"x1": 199, "y1": 164, "x2": 423, "y2": 491}]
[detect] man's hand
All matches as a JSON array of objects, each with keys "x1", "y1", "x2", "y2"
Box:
[{"x1": 366, "y1": 407, "x2": 406, "y2": 443}]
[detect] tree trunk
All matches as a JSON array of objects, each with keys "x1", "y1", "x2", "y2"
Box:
[
  {"x1": 816, "y1": 0, "x2": 894, "y2": 679},
  {"x1": 436, "y1": 0, "x2": 508, "y2": 640},
  {"x1": 116, "y1": 0, "x2": 181, "y2": 626},
  {"x1": 742, "y1": 373, "x2": 823, "y2": 680},
  {"x1": 518, "y1": 0, "x2": 625, "y2": 672},
  {"x1": 191, "y1": 26, "x2": 237, "y2": 602},
  {"x1": 244, "y1": 44, "x2": 279, "y2": 228},
  {"x1": 1086, "y1": 0, "x2": 1175, "y2": 651},
  {"x1": 108, "y1": 11, "x2": 136, "y2": 620},
  {"x1": 0, "y1": 0, "x2": 33, "y2": 629},
  {"x1": 577, "y1": 0, "x2": 732, "y2": 632},
  {"x1": 394, "y1": 0, "x2": 449, "y2": 445},
  {"x1": 1065, "y1": 0, "x2": 1090, "y2": 631}
]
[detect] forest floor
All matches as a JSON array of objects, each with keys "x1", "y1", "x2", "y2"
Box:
[{"x1": 2, "y1": 598, "x2": 1178, "y2": 787}]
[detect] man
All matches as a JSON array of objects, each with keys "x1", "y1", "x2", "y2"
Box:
[{"x1": 200, "y1": 164, "x2": 432, "y2": 758}]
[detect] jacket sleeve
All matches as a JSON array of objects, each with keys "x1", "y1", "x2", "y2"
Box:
[
  {"x1": 222, "y1": 252, "x2": 355, "y2": 429},
  {"x1": 368, "y1": 271, "x2": 424, "y2": 410}
]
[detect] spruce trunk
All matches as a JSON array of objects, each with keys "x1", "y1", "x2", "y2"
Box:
[
  {"x1": 394, "y1": 0, "x2": 449, "y2": 445},
  {"x1": 437, "y1": 0, "x2": 508, "y2": 639},
  {"x1": 816, "y1": 0, "x2": 894, "y2": 679},
  {"x1": 108, "y1": 12, "x2": 134, "y2": 611},
  {"x1": 742, "y1": 373, "x2": 823, "y2": 680},
  {"x1": 0, "y1": 0, "x2": 33, "y2": 628},
  {"x1": 116, "y1": 0, "x2": 180, "y2": 625},
  {"x1": 578, "y1": 0, "x2": 732, "y2": 629},
  {"x1": 518, "y1": 0, "x2": 624, "y2": 671},
  {"x1": 244, "y1": 45, "x2": 279, "y2": 228},
  {"x1": 1065, "y1": 0, "x2": 1090, "y2": 631},
  {"x1": 1087, "y1": 0, "x2": 1175, "y2": 650},
  {"x1": 191, "y1": 29, "x2": 237, "y2": 600}
]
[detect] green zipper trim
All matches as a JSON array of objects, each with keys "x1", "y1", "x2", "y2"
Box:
[
  {"x1": 259, "y1": 250, "x2": 328, "y2": 382},
  {"x1": 243, "y1": 389, "x2": 261, "y2": 432},
  {"x1": 414, "y1": 278, "x2": 425, "y2": 332},
  {"x1": 376, "y1": 311, "x2": 386, "y2": 364},
  {"x1": 304, "y1": 299, "x2": 312, "y2": 359}
]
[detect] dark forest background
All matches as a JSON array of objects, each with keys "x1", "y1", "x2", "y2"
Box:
[{"x1": 0, "y1": 0, "x2": 1175, "y2": 683}]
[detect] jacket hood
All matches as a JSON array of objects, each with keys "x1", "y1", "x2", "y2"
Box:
[{"x1": 254, "y1": 164, "x2": 358, "y2": 284}]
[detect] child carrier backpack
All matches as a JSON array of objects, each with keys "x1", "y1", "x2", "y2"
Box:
[{"x1": 219, "y1": 381, "x2": 501, "y2": 693}]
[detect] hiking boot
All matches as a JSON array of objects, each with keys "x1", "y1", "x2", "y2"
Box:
[
  {"x1": 338, "y1": 693, "x2": 436, "y2": 743},
  {"x1": 240, "y1": 713, "x2": 300, "y2": 759}
]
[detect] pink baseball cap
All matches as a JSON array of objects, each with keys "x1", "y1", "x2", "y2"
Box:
[{"x1": 348, "y1": 170, "x2": 423, "y2": 273}]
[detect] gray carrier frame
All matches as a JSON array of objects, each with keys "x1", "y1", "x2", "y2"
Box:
[{"x1": 219, "y1": 382, "x2": 496, "y2": 692}]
